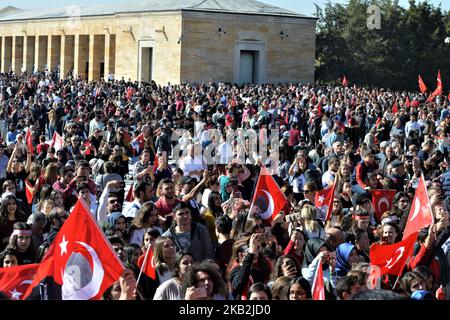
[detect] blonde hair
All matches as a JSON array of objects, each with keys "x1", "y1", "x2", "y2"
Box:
[{"x1": 301, "y1": 205, "x2": 320, "y2": 233}]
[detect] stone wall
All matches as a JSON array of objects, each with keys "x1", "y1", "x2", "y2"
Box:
[{"x1": 0, "y1": 10, "x2": 315, "y2": 84}]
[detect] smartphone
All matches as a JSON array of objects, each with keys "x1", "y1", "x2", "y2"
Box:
[{"x1": 197, "y1": 287, "x2": 207, "y2": 298}]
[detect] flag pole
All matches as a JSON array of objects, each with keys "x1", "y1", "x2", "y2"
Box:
[
  {"x1": 421, "y1": 173, "x2": 434, "y2": 224},
  {"x1": 391, "y1": 275, "x2": 401, "y2": 290},
  {"x1": 136, "y1": 244, "x2": 152, "y2": 287}
]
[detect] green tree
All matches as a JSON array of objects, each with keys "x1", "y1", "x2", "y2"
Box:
[{"x1": 315, "y1": 0, "x2": 450, "y2": 91}]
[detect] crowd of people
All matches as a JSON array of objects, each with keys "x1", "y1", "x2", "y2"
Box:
[{"x1": 0, "y1": 69, "x2": 450, "y2": 300}]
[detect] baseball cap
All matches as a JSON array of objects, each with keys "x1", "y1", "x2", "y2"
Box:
[{"x1": 181, "y1": 176, "x2": 197, "y2": 185}]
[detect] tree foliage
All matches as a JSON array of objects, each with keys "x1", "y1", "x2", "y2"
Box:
[{"x1": 315, "y1": 0, "x2": 450, "y2": 91}]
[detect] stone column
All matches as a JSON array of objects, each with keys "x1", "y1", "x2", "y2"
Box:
[
  {"x1": 0, "y1": 37, "x2": 2, "y2": 72},
  {"x1": 34, "y1": 36, "x2": 48, "y2": 72},
  {"x1": 2, "y1": 37, "x2": 12, "y2": 73},
  {"x1": 60, "y1": 35, "x2": 75, "y2": 78},
  {"x1": 23, "y1": 36, "x2": 35, "y2": 73},
  {"x1": 104, "y1": 33, "x2": 116, "y2": 80},
  {"x1": 74, "y1": 34, "x2": 89, "y2": 79},
  {"x1": 12, "y1": 36, "x2": 24, "y2": 73},
  {"x1": 47, "y1": 35, "x2": 61, "y2": 72},
  {"x1": 88, "y1": 34, "x2": 105, "y2": 81}
]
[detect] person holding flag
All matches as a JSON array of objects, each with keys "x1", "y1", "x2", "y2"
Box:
[
  {"x1": 302, "y1": 238, "x2": 337, "y2": 299},
  {"x1": 23, "y1": 199, "x2": 127, "y2": 300}
]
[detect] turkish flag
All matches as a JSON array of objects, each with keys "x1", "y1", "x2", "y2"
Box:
[
  {"x1": 125, "y1": 184, "x2": 134, "y2": 202},
  {"x1": 24, "y1": 179, "x2": 34, "y2": 205},
  {"x1": 250, "y1": 167, "x2": 288, "y2": 221},
  {"x1": 418, "y1": 75, "x2": 427, "y2": 93},
  {"x1": 402, "y1": 176, "x2": 433, "y2": 240},
  {"x1": 342, "y1": 75, "x2": 348, "y2": 87},
  {"x1": 25, "y1": 129, "x2": 34, "y2": 154},
  {"x1": 392, "y1": 101, "x2": 399, "y2": 115},
  {"x1": 84, "y1": 141, "x2": 92, "y2": 156},
  {"x1": 405, "y1": 96, "x2": 411, "y2": 108},
  {"x1": 315, "y1": 184, "x2": 335, "y2": 221},
  {"x1": 375, "y1": 117, "x2": 381, "y2": 128},
  {"x1": 285, "y1": 104, "x2": 289, "y2": 124},
  {"x1": 24, "y1": 200, "x2": 124, "y2": 300},
  {"x1": 312, "y1": 260, "x2": 325, "y2": 300},
  {"x1": 0, "y1": 264, "x2": 39, "y2": 300},
  {"x1": 317, "y1": 102, "x2": 322, "y2": 116},
  {"x1": 370, "y1": 231, "x2": 418, "y2": 276},
  {"x1": 371, "y1": 189, "x2": 397, "y2": 223},
  {"x1": 153, "y1": 153, "x2": 159, "y2": 171},
  {"x1": 137, "y1": 247, "x2": 156, "y2": 280},
  {"x1": 51, "y1": 131, "x2": 64, "y2": 153},
  {"x1": 427, "y1": 70, "x2": 443, "y2": 102}
]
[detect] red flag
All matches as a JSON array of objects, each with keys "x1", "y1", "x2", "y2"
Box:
[
  {"x1": 24, "y1": 200, "x2": 124, "y2": 300},
  {"x1": 392, "y1": 100, "x2": 398, "y2": 115},
  {"x1": 84, "y1": 141, "x2": 92, "y2": 156},
  {"x1": 371, "y1": 189, "x2": 397, "y2": 223},
  {"x1": 317, "y1": 102, "x2": 322, "y2": 117},
  {"x1": 250, "y1": 167, "x2": 288, "y2": 221},
  {"x1": 153, "y1": 153, "x2": 159, "y2": 171},
  {"x1": 402, "y1": 176, "x2": 433, "y2": 240},
  {"x1": 405, "y1": 96, "x2": 411, "y2": 108},
  {"x1": 342, "y1": 75, "x2": 348, "y2": 87},
  {"x1": 24, "y1": 179, "x2": 34, "y2": 205},
  {"x1": 25, "y1": 129, "x2": 34, "y2": 154},
  {"x1": 137, "y1": 247, "x2": 156, "y2": 280},
  {"x1": 418, "y1": 75, "x2": 427, "y2": 94},
  {"x1": 285, "y1": 104, "x2": 289, "y2": 124},
  {"x1": 375, "y1": 117, "x2": 381, "y2": 128},
  {"x1": 125, "y1": 184, "x2": 134, "y2": 202},
  {"x1": 312, "y1": 260, "x2": 325, "y2": 300},
  {"x1": 370, "y1": 231, "x2": 418, "y2": 276},
  {"x1": 427, "y1": 70, "x2": 443, "y2": 102},
  {"x1": 51, "y1": 131, "x2": 64, "y2": 153},
  {"x1": 315, "y1": 184, "x2": 335, "y2": 221},
  {"x1": 0, "y1": 264, "x2": 39, "y2": 300}
]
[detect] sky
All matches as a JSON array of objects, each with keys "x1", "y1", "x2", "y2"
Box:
[{"x1": 0, "y1": 0, "x2": 448, "y2": 16}]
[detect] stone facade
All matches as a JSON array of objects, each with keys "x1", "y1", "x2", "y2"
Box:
[{"x1": 0, "y1": 9, "x2": 316, "y2": 84}]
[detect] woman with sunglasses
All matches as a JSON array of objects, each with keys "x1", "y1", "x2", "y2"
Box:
[{"x1": 6, "y1": 144, "x2": 32, "y2": 209}]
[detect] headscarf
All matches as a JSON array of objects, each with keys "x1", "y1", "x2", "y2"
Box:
[
  {"x1": 304, "y1": 238, "x2": 327, "y2": 266},
  {"x1": 107, "y1": 212, "x2": 125, "y2": 230},
  {"x1": 335, "y1": 243, "x2": 355, "y2": 277}
]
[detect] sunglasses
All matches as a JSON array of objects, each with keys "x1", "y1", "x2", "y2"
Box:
[{"x1": 109, "y1": 199, "x2": 120, "y2": 204}]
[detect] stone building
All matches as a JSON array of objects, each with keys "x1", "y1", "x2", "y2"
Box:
[{"x1": 0, "y1": 0, "x2": 316, "y2": 84}]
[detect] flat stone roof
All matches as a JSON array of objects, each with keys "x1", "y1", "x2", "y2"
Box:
[{"x1": 0, "y1": 0, "x2": 315, "y2": 21}]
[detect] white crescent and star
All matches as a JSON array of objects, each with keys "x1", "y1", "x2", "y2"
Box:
[
  {"x1": 410, "y1": 197, "x2": 431, "y2": 222},
  {"x1": 62, "y1": 241, "x2": 105, "y2": 300},
  {"x1": 385, "y1": 246, "x2": 405, "y2": 269},
  {"x1": 58, "y1": 236, "x2": 105, "y2": 300},
  {"x1": 378, "y1": 197, "x2": 389, "y2": 212},
  {"x1": 259, "y1": 190, "x2": 275, "y2": 220},
  {"x1": 9, "y1": 288, "x2": 22, "y2": 300},
  {"x1": 318, "y1": 195, "x2": 325, "y2": 204},
  {"x1": 60, "y1": 235, "x2": 68, "y2": 256}
]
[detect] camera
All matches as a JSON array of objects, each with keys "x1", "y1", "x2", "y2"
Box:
[{"x1": 285, "y1": 212, "x2": 302, "y2": 223}]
